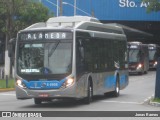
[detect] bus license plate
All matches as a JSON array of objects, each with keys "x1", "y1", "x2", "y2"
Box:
[{"x1": 39, "y1": 93, "x2": 49, "y2": 97}]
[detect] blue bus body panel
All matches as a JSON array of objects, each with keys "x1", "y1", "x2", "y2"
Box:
[
  {"x1": 104, "y1": 75, "x2": 116, "y2": 88},
  {"x1": 104, "y1": 74, "x2": 128, "y2": 89},
  {"x1": 23, "y1": 79, "x2": 66, "y2": 90}
]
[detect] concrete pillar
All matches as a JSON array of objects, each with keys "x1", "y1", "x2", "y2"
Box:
[{"x1": 4, "y1": 50, "x2": 10, "y2": 78}]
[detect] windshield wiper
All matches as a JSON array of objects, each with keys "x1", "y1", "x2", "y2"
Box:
[{"x1": 48, "y1": 41, "x2": 61, "y2": 57}]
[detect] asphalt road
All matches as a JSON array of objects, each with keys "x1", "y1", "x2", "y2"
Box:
[{"x1": 0, "y1": 71, "x2": 159, "y2": 119}]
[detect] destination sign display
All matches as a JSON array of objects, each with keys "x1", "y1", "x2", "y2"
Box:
[
  {"x1": 148, "y1": 46, "x2": 156, "y2": 50},
  {"x1": 129, "y1": 45, "x2": 138, "y2": 49},
  {"x1": 19, "y1": 32, "x2": 73, "y2": 41}
]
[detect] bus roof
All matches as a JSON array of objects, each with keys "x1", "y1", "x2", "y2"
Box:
[
  {"x1": 23, "y1": 16, "x2": 125, "y2": 35},
  {"x1": 47, "y1": 16, "x2": 100, "y2": 24},
  {"x1": 148, "y1": 44, "x2": 158, "y2": 46},
  {"x1": 128, "y1": 41, "x2": 142, "y2": 45},
  {"x1": 128, "y1": 42, "x2": 149, "y2": 48}
]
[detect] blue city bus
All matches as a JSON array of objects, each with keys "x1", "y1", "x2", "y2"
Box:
[{"x1": 12, "y1": 16, "x2": 129, "y2": 104}]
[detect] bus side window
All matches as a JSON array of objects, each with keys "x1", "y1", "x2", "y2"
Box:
[
  {"x1": 138, "y1": 50, "x2": 141, "y2": 61},
  {"x1": 142, "y1": 50, "x2": 146, "y2": 62},
  {"x1": 76, "y1": 39, "x2": 85, "y2": 74},
  {"x1": 78, "y1": 40, "x2": 84, "y2": 61}
]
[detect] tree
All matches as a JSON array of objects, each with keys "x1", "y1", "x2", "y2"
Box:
[
  {"x1": 142, "y1": 0, "x2": 160, "y2": 13},
  {"x1": 0, "y1": 0, "x2": 53, "y2": 77}
]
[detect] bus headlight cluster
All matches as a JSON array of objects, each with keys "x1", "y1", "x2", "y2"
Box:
[
  {"x1": 154, "y1": 61, "x2": 158, "y2": 66},
  {"x1": 16, "y1": 79, "x2": 26, "y2": 88},
  {"x1": 63, "y1": 77, "x2": 74, "y2": 88},
  {"x1": 137, "y1": 64, "x2": 142, "y2": 70}
]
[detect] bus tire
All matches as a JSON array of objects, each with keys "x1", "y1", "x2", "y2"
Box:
[
  {"x1": 34, "y1": 98, "x2": 42, "y2": 104},
  {"x1": 112, "y1": 77, "x2": 120, "y2": 97},
  {"x1": 144, "y1": 70, "x2": 148, "y2": 74},
  {"x1": 83, "y1": 80, "x2": 93, "y2": 104},
  {"x1": 138, "y1": 71, "x2": 143, "y2": 75}
]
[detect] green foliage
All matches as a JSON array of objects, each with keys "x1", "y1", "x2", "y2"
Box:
[
  {"x1": 0, "y1": 0, "x2": 53, "y2": 39},
  {"x1": 142, "y1": 0, "x2": 160, "y2": 13},
  {"x1": 0, "y1": 79, "x2": 15, "y2": 88},
  {"x1": 152, "y1": 98, "x2": 160, "y2": 103}
]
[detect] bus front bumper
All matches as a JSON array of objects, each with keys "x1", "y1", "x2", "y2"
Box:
[
  {"x1": 129, "y1": 68, "x2": 143, "y2": 73},
  {"x1": 15, "y1": 84, "x2": 80, "y2": 100}
]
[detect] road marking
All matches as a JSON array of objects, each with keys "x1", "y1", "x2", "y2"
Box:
[
  {"x1": 0, "y1": 93, "x2": 16, "y2": 96},
  {"x1": 102, "y1": 100, "x2": 143, "y2": 105}
]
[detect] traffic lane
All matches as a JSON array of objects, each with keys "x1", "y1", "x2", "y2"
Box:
[
  {"x1": 120, "y1": 71, "x2": 156, "y2": 102},
  {"x1": 17, "y1": 94, "x2": 159, "y2": 111},
  {"x1": 0, "y1": 94, "x2": 159, "y2": 111},
  {"x1": 0, "y1": 96, "x2": 159, "y2": 111}
]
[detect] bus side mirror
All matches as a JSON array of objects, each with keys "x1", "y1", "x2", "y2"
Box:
[{"x1": 8, "y1": 38, "x2": 16, "y2": 57}]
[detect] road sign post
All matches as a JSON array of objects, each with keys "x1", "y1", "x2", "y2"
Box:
[{"x1": 155, "y1": 57, "x2": 160, "y2": 98}]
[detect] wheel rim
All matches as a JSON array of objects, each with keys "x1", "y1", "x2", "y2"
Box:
[
  {"x1": 89, "y1": 86, "x2": 92, "y2": 99},
  {"x1": 116, "y1": 82, "x2": 119, "y2": 94}
]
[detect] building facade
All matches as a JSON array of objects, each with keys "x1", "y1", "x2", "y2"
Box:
[{"x1": 41, "y1": 0, "x2": 160, "y2": 44}]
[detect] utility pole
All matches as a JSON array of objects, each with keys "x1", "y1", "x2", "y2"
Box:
[
  {"x1": 57, "y1": 0, "x2": 59, "y2": 17},
  {"x1": 155, "y1": 57, "x2": 160, "y2": 98},
  {"x1": 74, "y1": 0, "x2": 76, "y2": 16},
  {"x1": 59, "y1": 0, "x2": 63, "y2": 16}
]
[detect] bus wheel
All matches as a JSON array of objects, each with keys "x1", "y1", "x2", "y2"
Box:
[
  {"x1": 84, "y1": 81, "x2": 93, "y2": 104},
  {"x1": 144, "y1": 70, "x2": 148, "y2": 74},
  {"x1": 34, "y1": 98, "x2": 42, "y2": 104},
  {"x1": 112, "y1": 78, "x2": 120, "y2": 97},
  {"x1": 138, "y1": 71, "x2": 143, "y2": 75}
]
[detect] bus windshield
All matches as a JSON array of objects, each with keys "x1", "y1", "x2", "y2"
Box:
[
  {"x1": 17, "y1": 42, "x2": 72, "y2": 76},
  {"x1": 149, "y1": 49, "x2": 156, "y2": 61},
  {"x1": 129, "y1": 49, "x2": 140, "y2": 62}
]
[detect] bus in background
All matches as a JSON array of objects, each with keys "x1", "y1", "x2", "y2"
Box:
[
  {"x1": 128, "y1": 42, "x2": 149, "y2": 75},
  {"x1": 10, "y1": 16, "x2": 129, "y2": 104},
  {"x1": 148, "y1": 44, "x2": 160, "y2": 69}
]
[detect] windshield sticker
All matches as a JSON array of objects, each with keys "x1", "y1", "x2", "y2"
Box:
[
  {"x1": 130, "y1": 45, "x2": 138, "y2": 49},
  {"x1": 25, "y1": 44, "x2": 43, "y2": 48},
  {"x1": 148, "y1": 47, "x2": 155, "y2": 50},
  {"x1": 21, "y1": 69, "x2": 40, "y2": 73}
]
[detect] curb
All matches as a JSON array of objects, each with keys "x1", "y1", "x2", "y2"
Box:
[
  {"x1": 148, "y1": 95, "x2": 160, "y2": 107},
  {"x1": 150, "y1": 101, "x2": 160, "y2": 107},
  {"x1": 0, "y1": 88, "x2": 15, "y2": 92}
]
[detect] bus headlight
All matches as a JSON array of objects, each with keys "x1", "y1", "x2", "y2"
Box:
[
  {"x1": 137, "y1": 64, "x2": 142, "y2": 70},
  {"x1": 63, "y1": 77, "x2": 74, "y2": 88},
  {"x1": 154, "y1": 61, "x2": 158, "y2": 66},
  {"x1": 16, "y1": 79, "x2": 26, "y2": 88}
]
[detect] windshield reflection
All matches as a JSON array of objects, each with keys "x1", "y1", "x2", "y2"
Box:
[
  {"x1": 149, "y1": 50, "x2": 156, "y2": 61},
  {"x1": 17, "y1": 42, "x2": 72, "y2": 75},
  {"x1": 129, "y1": 49, "x2": 140, "y2": 62}
]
